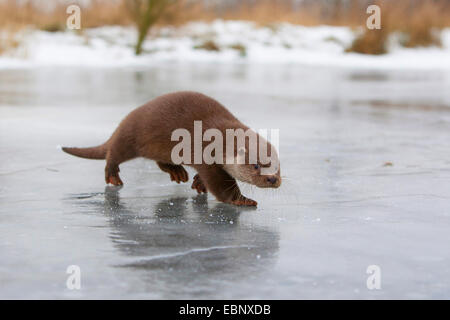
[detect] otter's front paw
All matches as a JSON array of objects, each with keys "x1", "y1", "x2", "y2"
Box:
[
  {"x1": 230, "y1": 197, "x2": 257, "y2": 207},
  {"x1": 168, "y1": 166, "x2": 189, "y2": 184},
  {"x1": 191, "y1": 174, "x2": 207, "y2": 194}
]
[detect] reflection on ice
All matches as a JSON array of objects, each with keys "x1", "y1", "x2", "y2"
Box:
[{"x1": 64, "y1": 187, "x2": 279, "y2": 298}]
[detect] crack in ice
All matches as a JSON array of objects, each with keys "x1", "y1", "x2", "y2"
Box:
[{"x1": 122, "y1": 245, "x2": 256, "y2": 264}]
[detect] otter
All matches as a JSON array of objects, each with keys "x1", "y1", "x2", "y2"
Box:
[{"x1": 62, "y1": 91, "x2": 281, "y2": 206}]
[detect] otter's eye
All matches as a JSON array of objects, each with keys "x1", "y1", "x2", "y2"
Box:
[{"x1": 254, "y1": 164, "x2": 260, "y2": 170}]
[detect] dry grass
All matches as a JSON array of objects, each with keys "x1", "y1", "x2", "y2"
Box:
[
  {"x1": 0, "y1": 0, "x2": 133, "y2": 29},
  {"x1": 346, "y1": 29, "x2": 388, "y2": 55},
  {"x1": 346, "y1": 0, "x2": 449, "y2": 54},
  {"x1": 162, "y1": 0, "x2": 367, "y2": 27},
  {"x1": 193, "y1": 39, "x2": 220, "y2": 51},
  {"x1": 2, "y1": 0, "x2": 450, "y2": 28},
  {"x1": 0, "y1": 0, "x2": 449, "y2": 54},
  {"x1": 2, "y1": 0, "x2": 449, "y2": 30},
  {"x1": 0, "y1": 25, "x2": 23, "y2": 55},
  {"x1": 397, "y1": 1, "x2": 444, "y2": 48}
]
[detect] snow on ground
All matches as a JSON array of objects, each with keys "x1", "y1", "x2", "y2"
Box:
[{"x1": 1, "y1": 20, "x2": 450, "y2": 70}]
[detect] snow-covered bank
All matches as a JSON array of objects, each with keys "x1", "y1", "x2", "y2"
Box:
[{"x1": 1, "y1": 20, "x2": 450, "y2": 70}]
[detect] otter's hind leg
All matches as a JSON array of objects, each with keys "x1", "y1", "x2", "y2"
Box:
[
  {"x1": 195, "y1": 166, "x2": 257, "y2": 207},
  {"x1": 105, "y1": 161, "x2": 123, "y2": 186},
  {"x1": 103, "y1": 135, "x2": 139, "y2": 186},
  {"x1": 157, "y1": 162, "x2": 189, "y2": 184},
  {"x1": 105, "y1": 148, "x2": 135, "y2": 186}
]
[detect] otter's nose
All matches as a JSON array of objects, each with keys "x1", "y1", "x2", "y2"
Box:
[{"x1": 267, "y1": 177, "x2": 277, "y2": 184}]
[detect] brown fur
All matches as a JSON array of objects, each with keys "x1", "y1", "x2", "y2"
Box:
[{"x1": 62, "y1": 91, "x2": 281, "y2": 206}]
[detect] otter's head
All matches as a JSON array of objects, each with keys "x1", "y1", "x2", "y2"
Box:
[
  {"x1": 224, "y1": 161, "x2": 281, "y2": 189},
  {"x1": 222, "y1": 138, "x2": 281, "y2": 189}
]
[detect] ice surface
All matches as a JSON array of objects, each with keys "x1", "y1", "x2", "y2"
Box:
[
  {"x1": 0, "y1": 21, "x2": 450, "y2": 70},
  {"x1": 0, "y1": 63, "x2": 449, "y2": 299}
]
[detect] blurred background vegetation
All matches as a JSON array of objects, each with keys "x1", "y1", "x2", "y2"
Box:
[{"x1": 1, "y1": 0, "x2": 450, "y2": 55}]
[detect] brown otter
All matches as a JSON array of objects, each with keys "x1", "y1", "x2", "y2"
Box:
[{"x1": 62, "y1": 91, "x2": 281, "y2": 206}]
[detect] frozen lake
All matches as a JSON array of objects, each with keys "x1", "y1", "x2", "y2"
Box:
[{"x1": 0, "y1": 63, "x2": 449, "y2": 299}]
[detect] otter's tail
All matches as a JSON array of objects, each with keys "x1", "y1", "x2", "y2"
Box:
[{"x1": 62, "y1": 144, "x2": 107, "y2": 160}]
